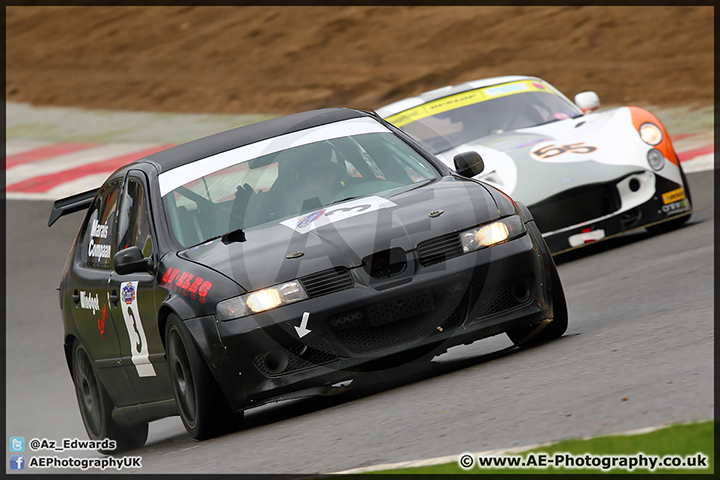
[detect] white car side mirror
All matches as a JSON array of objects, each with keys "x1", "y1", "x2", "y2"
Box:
[{"x1": 574, "y1": 91, "x2": 600, "y2": 114}]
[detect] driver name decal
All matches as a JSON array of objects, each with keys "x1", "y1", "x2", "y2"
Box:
[
  {"x1": 119, "y1": 281, "x2": 156, "y2": 377},
  {"x1": 90, "y1": 219, "x2": 108, "y2": 238},
  {"x1": 88, "y1": 240, "x2": 111, "y2": 260},
  {"x1": 88, "y1": 219, "x2": 111, "y2": 260},
  {"x1": 281, "y1": 196, "x2": 396, "y2": 234}
]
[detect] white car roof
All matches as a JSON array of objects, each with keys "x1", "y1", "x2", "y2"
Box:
[{"x1": 376, "y1": 75, "x2": 542, "y2": 118}]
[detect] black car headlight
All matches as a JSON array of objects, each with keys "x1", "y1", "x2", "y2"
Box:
[
  {"x1": 216, "y1": 280, "x2": 308, "y2": 320},
  {"x1": 460, "y1": 215, "x2": 525, "y2": 253}
]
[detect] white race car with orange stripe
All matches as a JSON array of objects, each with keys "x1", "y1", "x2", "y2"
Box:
[{"x1": 376, "y1": 75, "x2": 692, "y2": 254}]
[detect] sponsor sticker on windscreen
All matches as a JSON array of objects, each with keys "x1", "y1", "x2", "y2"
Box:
[
  {"x1": 484, "y1": 82, "x2": 529, "y2": 97},
  {"x1": 281, "y1": 196, "x2": 396, "y2": 234},
  {"x1": 386, "y1": 80, "x2": 552, "y2": 127}
]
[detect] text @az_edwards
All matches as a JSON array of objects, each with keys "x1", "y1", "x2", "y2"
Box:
[{"x1": 29, "y1": 437, "x2": 116, "y2": 452}]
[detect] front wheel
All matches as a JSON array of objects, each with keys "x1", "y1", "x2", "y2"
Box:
[
  {"x1": 72, "y1": 340, "x2": 148, "y2": 453},
  {"x1": 165, "y1": 314, "x2": 243, "y2": 439},
  {"x1": 506, "y1": 264, "x2": 568, "y2": 348}
]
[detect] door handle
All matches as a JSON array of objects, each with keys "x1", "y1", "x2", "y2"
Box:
[
  {"x1": 109, "y1": 290, "x2": 119, "y2": 306},
  {"x1": 71, "y1": 291, "x2": 80, "y2": 305}
]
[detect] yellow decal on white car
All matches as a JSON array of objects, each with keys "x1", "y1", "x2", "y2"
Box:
[{"x1": 662, "y1": 188, "x2": 685, "y2": 205}]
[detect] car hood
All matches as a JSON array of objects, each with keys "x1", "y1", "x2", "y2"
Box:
[
  {"x1": 435, "y1": 107, "x2": 647, "y2": 205},
  {"x1": 179, "y1": 176, "x2": 499, "y2": 292}
]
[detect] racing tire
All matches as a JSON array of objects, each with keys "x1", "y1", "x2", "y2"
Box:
[
  {"x1": 646, "y1": 159, "x2": 692, "y2": 234},
  {"x1": 165, "y1": 314, "x2": 244, "y2": 440},
  {"x1": 71, "y1": 340, "x2": 148, "y2": 453},
  {"x1": 506, "y1": 263, "x2": 568, "y2": 348}
]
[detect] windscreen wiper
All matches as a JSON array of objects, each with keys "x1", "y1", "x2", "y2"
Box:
[
  {"x1": 330, "y1": 196, "x2": 361, "y2": 205},
  {"x1": 221, "y1": 228, "x2": 246, "y2": 244},
  {"x1": 186, "y1": 227, "x2": 247, "y2": 250}
]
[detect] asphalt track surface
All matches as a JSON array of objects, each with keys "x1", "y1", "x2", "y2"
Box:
[{"x1": 5, "y1": 171, "x2": 713, "y2": 475}]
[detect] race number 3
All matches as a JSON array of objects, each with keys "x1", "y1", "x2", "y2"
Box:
[{"x1": 119, "y1": 281, "x2": 156, "y2": 377}]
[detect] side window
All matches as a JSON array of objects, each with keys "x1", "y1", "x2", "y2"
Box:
[
  {"x1": 117, "y1": 177, "x2": 154, "y2": 258},
  {"x1": 76, "y1": 197, "x2": 100, "y2": 266},
  {"x1": 79, "y1": 179, "x2": 122, "y2": 269}
]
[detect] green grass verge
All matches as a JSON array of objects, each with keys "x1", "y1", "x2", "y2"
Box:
[{"x1": 369, "y1": 420, "x2": 713, "y2": 474}]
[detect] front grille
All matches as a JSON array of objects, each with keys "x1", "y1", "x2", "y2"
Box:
[
  {"x1": 366, "y1": 291, "x2": 435, "y2": 327},
  {"x1": 252, "y1": 336, "x2": 337, "y2": 377},
  {"x1": 529, "y1": 183, "x2": 621, "y2": 233},
  {"x1": 362, "y1": 247, "x2": 407, "y2": 279},
  {"x1": 470, "y1": 275, "x2": 535, "y2": 321},
  {"x1": 327, "y1": 282, "x2": 467, "y2": 353},
  {"x1": 417, "y1": 231, "x2": 464, "y2": 266},
  {"x1": 299, "y1": 267, "x2": 354, "y2": 298}
]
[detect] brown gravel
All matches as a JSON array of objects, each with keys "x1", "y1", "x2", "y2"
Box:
[{"x1": 6, "y1": 6, "x2": 714, "y2": 115}]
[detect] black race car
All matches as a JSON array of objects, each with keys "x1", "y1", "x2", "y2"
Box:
[{"x1": 49, "y1": 108, "x2": 567, "y2": 450}]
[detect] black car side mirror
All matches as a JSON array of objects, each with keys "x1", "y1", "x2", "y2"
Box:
[
  {"x1": 114, "y1": 246, "x2": 153, "y2": 275},
  {"x1": 453, "y1": 151, "x2": 484, "y2": 178}
]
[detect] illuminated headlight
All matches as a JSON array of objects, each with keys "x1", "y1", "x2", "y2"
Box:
[
  {"x1": 216, "y1": 281, "x2": 308, "y2": 320},
  {"x1": 460, "y1": 216, "x2": 525, "y2": 253},
  {"x1": 647, "y1": 148, "x2": 665, "y2": 171},
  {"x1": 639, "y1": 122, "x2": 663, "y2": 146}
]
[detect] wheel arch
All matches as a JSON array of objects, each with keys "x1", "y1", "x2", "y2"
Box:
[
  {"x1": 160, "y1": 302, "x2": 231, "y2": 410},
  {"x1": 157, "y1": 301, "x2": 226, "y2": 371},
  {"x1": 64, "y1": 333, "x2": 79, "y2": 376},
  {"x1": 157, "y1": 304, "x2": 176, "y2": 351},
  {"x1": 157, "y1": 297, "x2": 199, "y2": 349},
  {"x1": 62, "y1": 302, "x2": 85, "y2": 377}
]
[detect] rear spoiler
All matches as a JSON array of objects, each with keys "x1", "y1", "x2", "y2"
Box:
[{"x1": 47, "y1": 188, "x2": 98, "y2": 227}]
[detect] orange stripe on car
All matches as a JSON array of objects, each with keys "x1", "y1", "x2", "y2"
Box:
[{"x1": 627, "y1": 106, "x2": 679, "y2": 166}]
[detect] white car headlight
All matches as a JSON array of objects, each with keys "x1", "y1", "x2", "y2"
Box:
[
  {"x1": 639, "y1": 122, "x2": 663, "y2": 146},
  {"x1": 460, "y1": 216, "x2": 525, "y2": 253},
  {"x1": 217, "y1": 281, "x2": 308, "y2": 321}
]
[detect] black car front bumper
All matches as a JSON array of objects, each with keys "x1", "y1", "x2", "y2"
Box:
[{"x1": 191, "y1": 220, "x2": 556, "y2": 412}]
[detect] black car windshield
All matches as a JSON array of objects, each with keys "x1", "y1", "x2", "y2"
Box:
[
  {"x1": 386, "y1": 80, "x2": 583, "y2": 154},
  {"x1": 161, "y1": 131, "x2": 438, "y2": 248}
]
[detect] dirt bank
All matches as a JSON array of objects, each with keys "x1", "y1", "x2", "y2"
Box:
[{"x1": 6, "y1": 6, "x2": 714, "y2": 115}]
